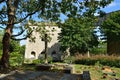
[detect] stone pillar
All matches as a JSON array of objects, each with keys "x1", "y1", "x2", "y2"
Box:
[{"x1": 82, "y1": 71, "x2": 91, "y2": 80}]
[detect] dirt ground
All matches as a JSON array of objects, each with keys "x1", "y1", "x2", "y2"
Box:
[{"x1": 0, "y1": 70, "x2": 82, "y2": 80}]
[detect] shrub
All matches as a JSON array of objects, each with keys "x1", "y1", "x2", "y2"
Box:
[
  {"x1": 32, "y1": 59, "x2": 41, "y2": 64},
  {"x1": 10, "y1": 52, "x2": 24, "y2": 66},
  {"x1": 63, "y1": 56, "x2": 75, "y2": 64},
  {"x1": 75, "y1": 55, "x2": 120, "y2": 67},
  {"x1": 32, "y1": 56, "x2": 53, "y2": 64}
]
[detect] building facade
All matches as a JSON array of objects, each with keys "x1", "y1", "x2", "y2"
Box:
[{"x1": 24, "y1": 22, "x2": 61, "y2": 60}]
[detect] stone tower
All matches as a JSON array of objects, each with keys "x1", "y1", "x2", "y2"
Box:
[{"x1": 24, "y1": 22, "x2": 61, "y2": 60}]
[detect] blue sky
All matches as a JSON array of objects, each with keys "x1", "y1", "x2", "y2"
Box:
[{"x1": 102, "y1": 0, "x2": 120, "y2": 13}]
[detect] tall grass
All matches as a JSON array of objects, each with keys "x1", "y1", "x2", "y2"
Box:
[{"x1": 75, "y1": 54, "x2": 120, "y2": 67}]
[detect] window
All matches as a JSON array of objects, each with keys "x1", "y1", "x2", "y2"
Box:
[{"x1": 31, "y1": 51, "x2": 36, "y2": 58}]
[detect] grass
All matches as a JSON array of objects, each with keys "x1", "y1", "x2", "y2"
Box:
[{"x1": 74, "y1": 64, "x2": 120, "y2": 80}]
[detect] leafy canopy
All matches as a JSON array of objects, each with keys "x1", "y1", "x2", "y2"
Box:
[
  {"x1": 101, "y1": 11, "x2": 120, "y2": 41},
  {"x1": 0, "y1": 0, "x2": 113, "y2": 40},
  {"x1": 58, "y1": 17, "x2": 99, "y2": 54}
]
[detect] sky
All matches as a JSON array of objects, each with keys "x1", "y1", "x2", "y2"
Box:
[{"x1": 102, "y1": 0, "x2": 120, "y2": 13}]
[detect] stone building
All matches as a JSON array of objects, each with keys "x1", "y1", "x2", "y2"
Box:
[{"x1": 24, "y1": 22, "x2": 62, "y2": 60}]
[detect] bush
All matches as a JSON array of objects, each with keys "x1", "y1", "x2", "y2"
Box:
[
  {"x1": 32, "y1": 56, "x2": 53, "y2": 64},
  {"x1": 63, "y1": 56, "x2": 75, "y2": 64},
  {"x1": 32, "y1": 59, "x2": 41, "y2": 64},
  {"x1": 91, "y1": 47, "x2": 107, "y2": 55},
  {"x1": 10, "y1": 52, "x2": 24, "y2": 66},
  {"x1": 75, "y1": 55, "x2": 120, "y2": 67}
]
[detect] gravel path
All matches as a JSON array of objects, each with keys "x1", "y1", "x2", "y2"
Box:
[{"x1": 0, "y1": 70, "x2": 81, "y2": 80}]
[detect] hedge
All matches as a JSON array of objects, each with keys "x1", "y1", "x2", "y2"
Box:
[{"x1": 74, "y1": 55, "x2": 120, "y2": 67}]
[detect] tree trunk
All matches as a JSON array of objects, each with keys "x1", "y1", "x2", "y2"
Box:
[
  {"x1": 44, "y1": 34, "x2": 48, "y2": 64},
  {"x1": 107, "y1": 35, "x2": 120, "y2": 55},
  {"x1": 0, "y1": 0, "x2": 19, "y2": 69},
  {"x1": 107, "y1": 40, "x2": 120, "y2": 55},
  {"x1": 0, "y1": 32, "x2": 11, "y2": 69}
]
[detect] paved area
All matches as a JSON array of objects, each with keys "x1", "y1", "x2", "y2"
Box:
[{"x1": 0, "y1": 70, "x2": 81, "y2": 80}]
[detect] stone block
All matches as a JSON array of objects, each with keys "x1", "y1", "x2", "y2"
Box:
[
  {"x1": 82, "y1": 71, "x2": 91, "y2": 80},
  {"x1": 36, "y1": 64, "x2": 53, "y2": 71}
]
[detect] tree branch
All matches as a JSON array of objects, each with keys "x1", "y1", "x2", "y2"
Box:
[
  {"x1": 11, "y1": 36, "x2": 27, "y2": 41},
  {"x1": 0, "y1": 21, "x2": 8, "y2": 25},
  {"x1": 14, "y1": 0, "x2": 19, "y2": 8},
  {"x1": 11, "y1": 29, "x2": 33, "y2": 41},
  {"x1": 11, "y1": 26, "x2": 25, "y2": 37},
  {"x1": 14, "y1": 10, "x2": 38, "y2": 24},
  {"x1": 0, "y1": 0, "x2": 5, "y2": 3},
  {"x1": 0, "y1": 26, "x2": 5, "y2": 29},
  {"x1": 14, "y1": 0, "x2": 45, "y2": 24}
]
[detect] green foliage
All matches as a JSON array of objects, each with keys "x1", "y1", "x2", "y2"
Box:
[
  {"x1": 101, "y1": 11, "x2": 120, "y2": 41},
  {"x1": 9, "y1": 52, "x2": 24, "y2": 66},
  {"x1": 24, "y1": 59, "x2": 33, "y2": 64},
  {"x1": 0, "y1": 30, "x2": 25, "y2": 66},
  {"x1": 75, "y1": 55, "x2": 120, "y2": 67},
  {"x1": 0, "y1": 0, "x2": 114, "y2": 29},
  {"x1": 32, "y1": 56, "x2": 53, "y2": 64},
  {"x1": 0, "y1": 30, "x2": 3, "y2": 49},
  {"x1": 74, "y1": 64, "x2": 120, "y2": 80},
  {"x1": 0, "y1": 44, "x2": 24, "y2": 67},
  {"x1": 47, "y1": 56, "x2": 53, "y2": 64},
  {"x1": 0, "y1": 0, "x2": 113, "y2": 68},
  {"x1": 32, "y1": 59, "x2": 41, "y2": 64},
  {"x1": 59, "y1": 17, "x2": 99, "y2": 54},
  {"x1": 101, "y1": 11, "x2": 120, "y2": 54},
  {"x1": 91, "y1": 41, "x2": 107, "y2": 54},
  {"x1": 0, "y1": 50, "x2": 2, "y2": 59},
  {"x1": 9, "y1": 40, "x2": 20, "y2": 52},
  {"x1": 63, "y1": 56, "x2": 75, "y2": 64},
  {"x1": 0, "y1": 29, "x2": 22, "y2": 53},
  {"x1": 94, "y1": 61, "x2": 102, "y2": 67},
  {"x1": 19, "y1": 45, "x2": 25, "y2": 55}
]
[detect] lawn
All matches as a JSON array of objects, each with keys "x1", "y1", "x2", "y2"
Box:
[{"x1": 74, "y1": 64, "x2": 120, "y2": 80}]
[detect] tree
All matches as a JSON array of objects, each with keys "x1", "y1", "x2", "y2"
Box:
[
  {"x1": 58, "y1": 17, "x2": 99, "y2": 55},
  {"x1": 101, "y1": 11, "x2": 120, "y2": 55},
  {"x1": 0, "y1": 0, "x2": 113, "y2": 69}
]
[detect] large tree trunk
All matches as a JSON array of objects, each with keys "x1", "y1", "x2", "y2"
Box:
[
  {"x1": 1, "y1": 32, "x2": 11, "y2": 68},
  {"x1": 0, "y1": 0, "x2": 19, "y2": 69},
  {"x1": 107, "y1": 40, "x2": 120, "y2": 55},
  {"x1": 0, "y1": 22, "x2": 14, "y2": 69}
]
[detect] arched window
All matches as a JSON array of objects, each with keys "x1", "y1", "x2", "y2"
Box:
[
  {"x1": 51, "y1": 50, "x2": 56, "y2": 55},
  {"x1": 31, "y1": 51, "x2": 36, "y2": 58}
]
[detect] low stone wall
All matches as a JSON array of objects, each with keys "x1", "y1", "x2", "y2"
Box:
[{"x1": 35, "y1": 63, "x2": 91, "y2": 80}]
